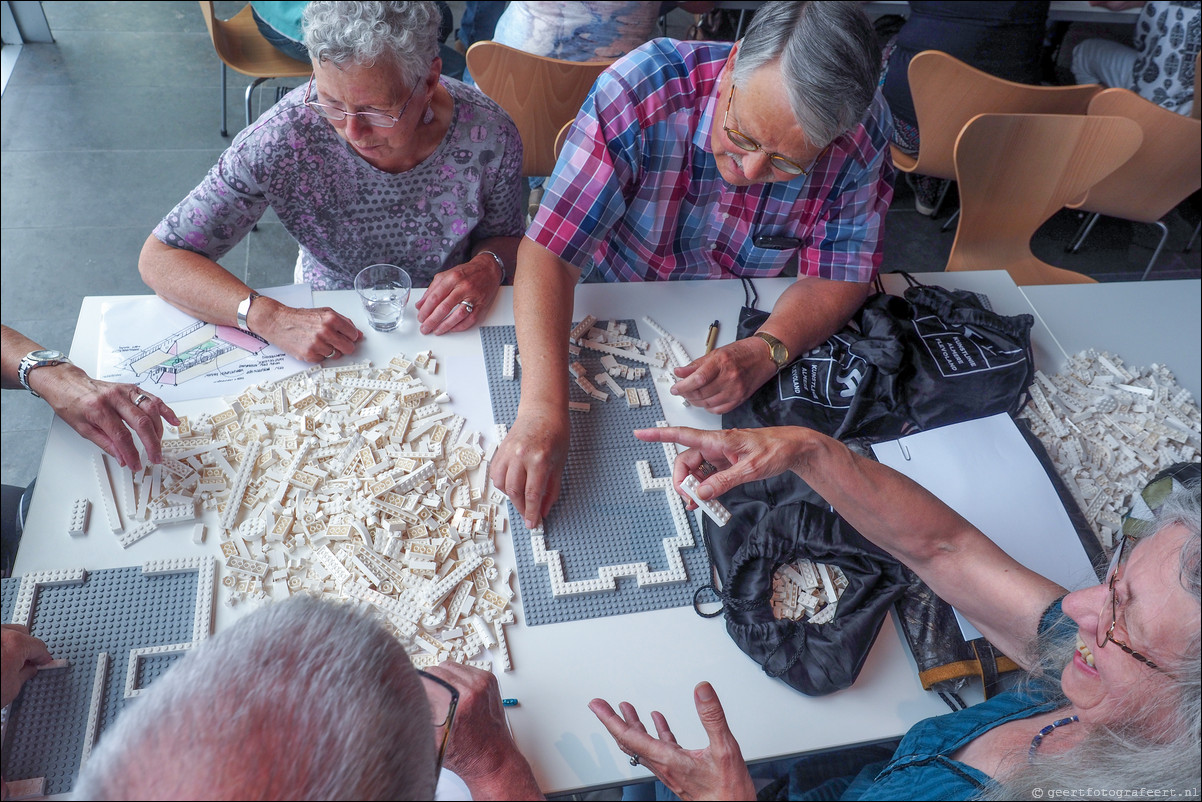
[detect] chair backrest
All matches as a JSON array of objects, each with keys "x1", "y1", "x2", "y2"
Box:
[
  {"x1": 467, "y1": 41, "x2": 612, "y2": 177},
  {"x1": 893, "y1": 50, "x2": 1103, "y2": 180},
  {"x1": 198, "y1": 1, "x2": 312, "y2": 79},
  {"x1": 1074, "y1": 88, "x2": 1202, "y2": 224},
  {"x1": 946, "y1": 113, "x2": 1142, "y2": 285}
]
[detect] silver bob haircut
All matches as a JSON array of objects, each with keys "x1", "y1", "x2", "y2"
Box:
[
  {"x1": 74, "y1": 597, "x2": 437, "y2": 801},
  {"x1": 303, "y1": 1, "x2": 441, "y2": 86},
  {"x1": 732, "y1": 1, "x2": 880, "y2": 149}
]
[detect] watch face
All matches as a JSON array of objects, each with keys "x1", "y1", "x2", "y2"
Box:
[
  {"x1": 756, "y1": 333, "x2": 787, "y2": 367},
  {"x1": 31, "y1": 349, "x2": 65, "y2": 361}
]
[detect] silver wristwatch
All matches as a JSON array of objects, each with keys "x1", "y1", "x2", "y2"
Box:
[
  {"x1": 18, "y1": 349, "x2": 71, "y2": 397},
  {"x1": 237, "y1": 291, "x2": 262, "y2": 332}
]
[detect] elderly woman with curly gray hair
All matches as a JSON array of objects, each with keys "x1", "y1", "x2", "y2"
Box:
[
  {"x1": 140, "y1": 2, "x2": 523, "y2": 363},
  {"x1": 596, "y1": 425, "x2": 1200, "y2": 801}
]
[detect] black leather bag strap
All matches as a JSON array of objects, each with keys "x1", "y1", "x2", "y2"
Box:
[{"x1": 973, "y1": 639, "x2": 1003, "y2": 699}]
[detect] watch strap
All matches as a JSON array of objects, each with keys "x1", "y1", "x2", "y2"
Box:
[{"x1": 237, "y1": 291, "x2": 262, "y2": 333}]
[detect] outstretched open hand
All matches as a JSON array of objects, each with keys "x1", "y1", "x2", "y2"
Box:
[{"x1": 589, "y1": 682, "x2": 755, "y2": 802}]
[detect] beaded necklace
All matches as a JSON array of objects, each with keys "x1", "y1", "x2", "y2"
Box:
[{"x1": 1028, "y1": 715, "x2": 1079, "y2": 760}]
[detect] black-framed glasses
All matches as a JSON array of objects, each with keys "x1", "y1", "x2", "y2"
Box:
[
  {"x1": 304, "y1": 73, "x2": 422, "y2": 129},
  {"x1": 1096, "y1": 536, "x2": 1164, "y2": 672},
  {"x1": 417, "y1": 669, "x2": 459, "y2": 777},
  {"x1": 722, "y1": 83, "x2": 822, "y2": 177}
]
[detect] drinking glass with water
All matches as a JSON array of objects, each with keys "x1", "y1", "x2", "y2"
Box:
[{"x1": 354, "y1": 264, "x2": 412, "y2": 333}]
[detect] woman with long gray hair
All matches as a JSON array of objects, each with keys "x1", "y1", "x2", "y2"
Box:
[
  {"x1": 595, "y1": 425, "x2": 1200, "y2": 800},
  {"x1": 141, "y1": 2, "x2": 524, "y2": 364}
]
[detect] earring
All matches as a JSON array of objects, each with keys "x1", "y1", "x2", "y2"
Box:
[{"x1": 422, "y1": 102, "x2": 434, "y2": 125}]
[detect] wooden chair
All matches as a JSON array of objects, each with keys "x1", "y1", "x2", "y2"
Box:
[
  {"x1": 1065, "y1": 88, "x2": 1202, "y2": 280},
  {"x1": 517, "y1": 121, "x2": 577, "y2": 220},
  {"x1": 945, "y1": 113, "x2": 1142, "y2": 286},
  {"x1": 894, "y1": 50, "x2": 1103, "y2": 228},
  {"x1": 198, "y1": 1, "x2": 313, "y2": 136},
  {"x1": 466, "y1": 42, "x2": 612, "y2": 177}
]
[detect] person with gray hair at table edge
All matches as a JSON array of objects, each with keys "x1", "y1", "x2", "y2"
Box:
[
  {"x1": 492, "y1": 1, "x2": 893, "y2": 530},
  {"x1": 140, "y1": 1, "x2": 524, "y2": 365},
  {"x1": 72, "y1": 596, "x2": 543, "y2": 800}
]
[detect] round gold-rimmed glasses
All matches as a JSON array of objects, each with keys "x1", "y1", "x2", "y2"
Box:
[{"x1": 722, "y1": 83, "x2": 823, "y2": 176}]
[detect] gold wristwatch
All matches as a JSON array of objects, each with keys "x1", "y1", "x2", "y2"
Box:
[{"x1": 754, "y1": 331, "x2": 789, "y2": 370}]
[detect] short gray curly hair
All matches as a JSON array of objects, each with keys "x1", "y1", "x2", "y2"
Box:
[{"x1": 303, "y1": 1, "x2": 441, "y2": 86}]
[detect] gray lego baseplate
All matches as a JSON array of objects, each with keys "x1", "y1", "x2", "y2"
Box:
[
  {"x1": 1, "y1": 562, "x2": 208, "y2": 796},
  {"x1": 480, "y1": 321, "x2": 708, "y2": 626},
  {"x1": 1, "y1": 578, "x2": 15, "y2": 625}
]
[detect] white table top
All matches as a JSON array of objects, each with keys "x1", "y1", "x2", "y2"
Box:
[
  {"x1": 12, "y1": 270, "x2": 1074, "y2": 794},
  {"x1": 1021, "y1": 280, "x2": 1201, "y2": 400}
]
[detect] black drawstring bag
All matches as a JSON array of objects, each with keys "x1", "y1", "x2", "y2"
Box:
[
  {"x1": 738, "y1": 274, "x2": 1035, "y2": 443},
  {"x1": 696, "y1": 471, "x2": 909, "y2": 695},
  {"x1": 696, "y1": 274, "x2": 1039, "y2": 697}
]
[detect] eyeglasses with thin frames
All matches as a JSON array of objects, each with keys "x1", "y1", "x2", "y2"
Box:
[
  {"x1": 722, "y1": 83, "x2": 823, "y2": 177},
  {"x1": 417, "y1": 669, "x2": 460, "y2": 779},
  {"x1": 1096, "y1": 536, "x2": 1164, "y2": 672},
  {"x1": 304, "y1": 73, "x2": 423, "y2": 129}
]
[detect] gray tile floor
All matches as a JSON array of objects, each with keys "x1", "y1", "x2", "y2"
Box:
[{"x1": 3, "y1": 1, "x2": 1199, "y2": 491}]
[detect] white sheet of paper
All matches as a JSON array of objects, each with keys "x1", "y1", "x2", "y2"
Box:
[
  {"x1": 871, "y1": 413, "x2": 1099, "y2": 641},
  {"x1": 96, "y1": 284, "x2": 313, "y2": 403}
]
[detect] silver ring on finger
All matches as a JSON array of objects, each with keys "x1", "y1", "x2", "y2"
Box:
[
  {"x1": 132, "y1": 392, "x2": 149, "y2": 407},
  {"x1": 699, "y1": 461, "x2": 718, "y2": 476},
  {"x1": 629, "y1": 755, "x2": 641, "y2": 767},
  {"x1": 458, "y1": 299, "x2": 475, "y2": 315},
  {"x1": 326, "y1": 349, "x2": 338, "y2": 360}
]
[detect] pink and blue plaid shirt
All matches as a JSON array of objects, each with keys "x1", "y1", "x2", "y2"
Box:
[{"x1": 527, "y1": 39, "x2": 894, "y2": 284}]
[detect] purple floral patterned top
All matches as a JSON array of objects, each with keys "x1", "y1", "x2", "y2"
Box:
[{"x1": 154, "y1": 78, "x2": 524, "y2": 289}]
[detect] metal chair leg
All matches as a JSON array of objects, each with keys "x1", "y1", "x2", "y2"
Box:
[
  {"x1": 1069, "y1": 212, "x2": 1101, "y2": 254},
  {"x1": 245, "y1": 77, "x2": 270, "y2": 130},
  {"x1": 940, "y1": 207, "x2": 960, "y2": 233},
  {"x1": 1139, "y1": 220, "x2": 1170, "y2": 281},
  {"x1": 220, "y1": 63, "x2": 228, "y2": 137}
]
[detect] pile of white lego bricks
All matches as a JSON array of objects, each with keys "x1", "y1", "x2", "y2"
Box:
[
  {"x1": 770, "y1": 560, "x2": 848, "y2": 625},
  {"x1": 554, "y1": 314, "x2": 692, "y2": 410},
  {"x1": 1018, "y1": 350, "x2": 1200, "y2": 552},
  {"x1": 84, "y1": 351, "x2": 516, "y2": 671}
]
